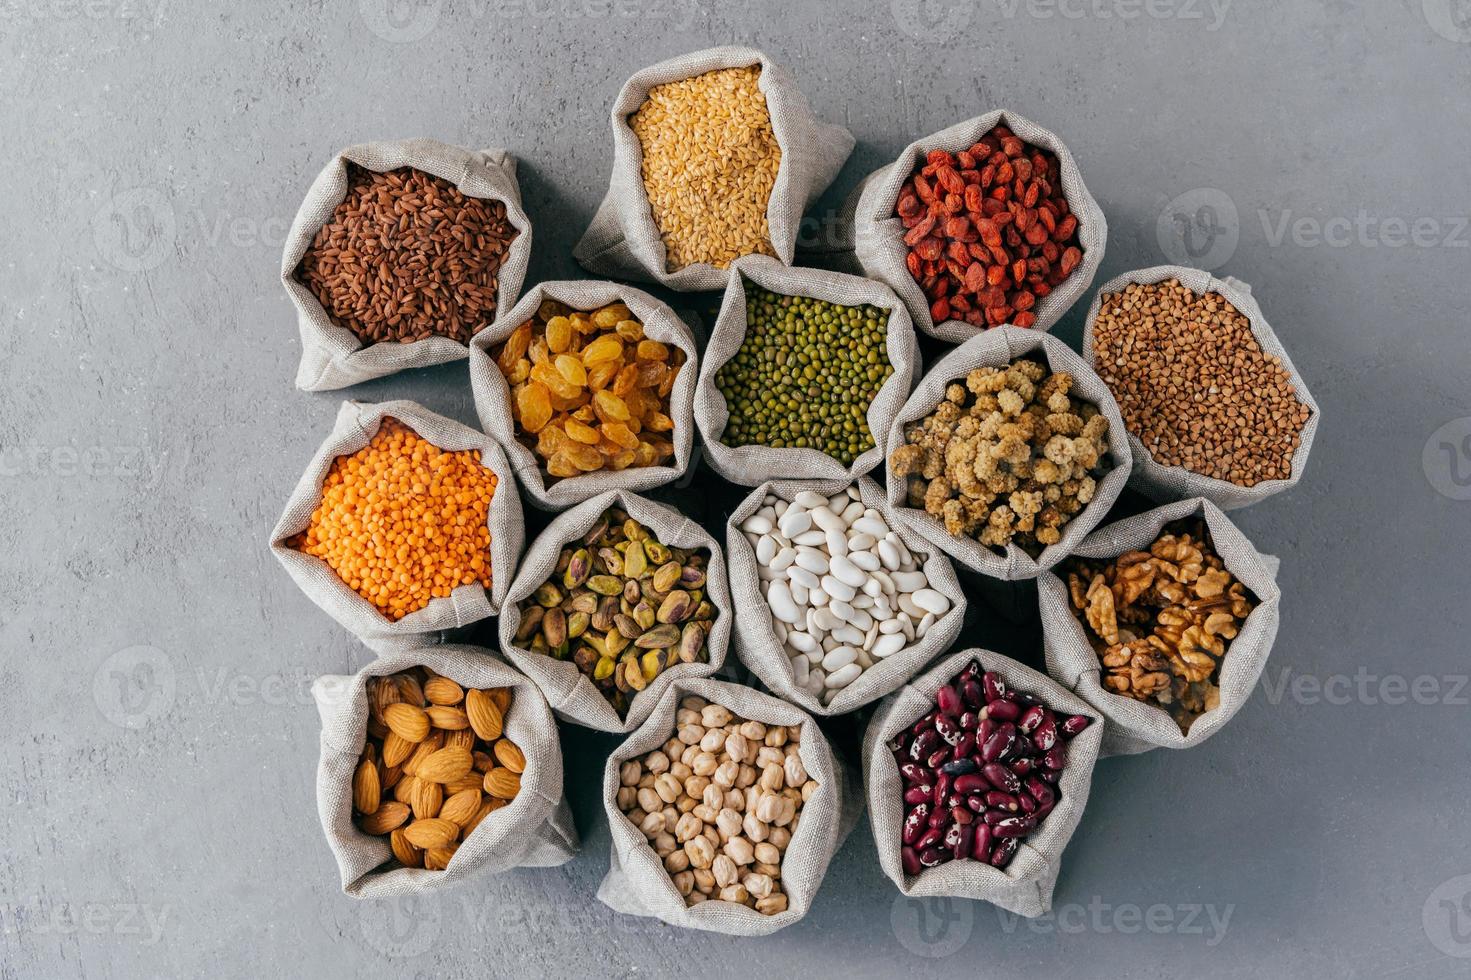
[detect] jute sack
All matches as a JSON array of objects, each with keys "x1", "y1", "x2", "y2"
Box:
[
  {"x1": 573, "y1": 46, "x2": 854, "y2": 292},
  {"x1": 693, "y1": 254, "x2": 919, "y2": 486},
  {"x1": 598, "y1": 677, "x2": 852, "y2": 935},
  {"x1": 1081, "y1": 265, "x2": 1321, "y2": 511},
  {"x1": 498, "y1": 490, "x2": 733, "y2": 734},
  {"x1": 282, "y1": 138, "x2": 533, "y2": 391},
  {"x1": 884, "y1": 326, "x2": 1133, "y2": 580},
  {"x1": 467, "y1": 281, "x2": 699, "y2": 511},
  {"x1": 834, "y1": 110, "x2": 1107, "y2": 343},
  {"x1": 725, "y1": 475, "x2": 966, "y2": 716},
  {"x1": 863, "y1": 649, "x2": 1103, "y2": 917},
  {"x1": 1039, "y1": 497, "x2": 1282, "y2": 756},
  {"x1": 269, "y1": 400, "x2": 524, "y2": 652},
  {"x1": 312, "y1": 645, "x2": 578, "y2": 898}
]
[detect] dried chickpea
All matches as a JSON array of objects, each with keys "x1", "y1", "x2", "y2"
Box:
[
  {"x1": 289, "y1": 419, "x2": 496, "y2": 621},
  {"x1": 490, "y1": 299, "x2": 684, "y2": 481}
]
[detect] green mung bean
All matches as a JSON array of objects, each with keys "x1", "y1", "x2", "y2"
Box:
[{"x1": 715, "y1": 281, "x2": 894, "y2": 465}]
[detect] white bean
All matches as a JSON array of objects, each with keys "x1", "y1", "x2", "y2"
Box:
[
  {"x1": 794, "y1": 548, "x2": 829, "y2": 575},
  {"x1": 792, "y1": 529, "x2": 827, "y2": 547},
  {"x1": 755, "y1": 535, "x2": 777, "y2": 565},
  {"x1": 825, "y1": 663, "x2": 862, "y2": 688},
  {"x1": 742, "y1": 514, "x2": 773, "y2": 535},
  {"x1": 770, "y1": 547, "x2": 797, "y2": 572},
  {"x1": 767, "y1": 581, "x2": 801, "y2": 624},
  {"x1": 778, "y1": 510, "x2": 811, "y2": 538},
  {"x1": 872, "y1": 632, "x2": 907, "y2": 658},
  {"x1": 794, "y1": 491, "x2": 828, "y2": 509},
  {"x1": 820, "y1": 575, "x2": 856, "y2": 602},
  {"x1": 828, "y1": 554, "x2": 866, "y2": 588},
  {"x1": 911, "y1": 589, "x2": 951, "y2": 616}
]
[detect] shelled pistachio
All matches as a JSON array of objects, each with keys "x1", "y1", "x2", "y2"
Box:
[{"x1": 515, "y1": 508, "x2": 717, "y2": 715}]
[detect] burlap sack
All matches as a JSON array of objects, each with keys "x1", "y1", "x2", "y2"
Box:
[
  {"x1": 1039, "y1": 497, "x2": 1282, "y2": 756},
  {"x1": 269, "y1": 400, "x2": 524, "y2": 651},
  {"x1": 282, "y1": 138, "x2": 533, "y2": 391},
  {"x1": 692, "y1": 255, "x2": 919, "y2": 486},
  {"x1": 884, "y1": 326, "x2": 1133, "y2": 580},
  {"x1": 467, "y1": 281, "x2": 699, "y2": 511},
  {"x1": 725, "y1": 475, "x2": 966, "y2": 716},
  {"x1": 833, "y1": 110, "x2": 1107, "y2": 343},
  {"x1": 573, "y1": 46, "x2": 855, "y2": 292},
  {"x1": 498, "y1": 490, "x2": 733, "y2": 733},
  {"x1": 598, "y1": 677, "x2": 851, "y2": 935},
  {"x1": 311, "y1": 645, "x2": 578, "y2": 898},
  {"x1": 1081, "y1": 266, "x2": 1321, "y2": 511},
  {"x1": 862, "y1": 649, "x2": 1103, "y2": 917}
]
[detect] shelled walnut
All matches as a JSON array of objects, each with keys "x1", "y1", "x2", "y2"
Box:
[{"x1": 1061, "y1": 519, "x2": 1255, "y2": 733}]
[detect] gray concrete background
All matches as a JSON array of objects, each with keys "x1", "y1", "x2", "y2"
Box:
[{"x1": 3, "y1": 1, "x2": 1470, "y2": 977}]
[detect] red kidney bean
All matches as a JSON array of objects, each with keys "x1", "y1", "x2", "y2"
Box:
[
  {"x1": 892, "y1": 658, "x2": 1078, "y2": 877},
  {"x1": 910, "y1": 728, "x2": 939, "y2": 761},
  {"x1": 935, "y1": 712, "x2": 962, "y2": 745},
  {"x1": 1024, "y1": 776, "x2": 1055, "y2": 809},
  {"x1": 989, "y1": 837, "x2": 1018, "y2": 870},
  {"x1": 936, "y1": 684, "x2": 962, "y2": 717},
  {"x1": 953, "y1": 772, "x2": 988, "y2": 795},
  {"x1": 986, "y1": 698, "x2": 1021, "y2": 722},
  {"x1": 900, "y1": 762, "x2": 928, "y2": 784},
  {"x1": 983, "y1": 762, "x2": 1020, "y2": 795},
  {"x1": 903, "y1": 804, "x2": 930, "y2": 845},
  {"x1": 904, "y1": 784, "x2": 932, "y2": 806},
  {"x1": 972, "y1": 823, "x2": 993, "y2": 862},
  {"x1": 993, "y1": 815, "x2": 1037, "y2": 838},
  {"x1": 981, "y1": 722, "x2": 1016, "y2": 763},
  {"x1": 1032, "y1": 714, "x2": 1058, "y2": 751},
  {"x1": 1061, "y1": 714, "x2": 1092, "y2": 738}
]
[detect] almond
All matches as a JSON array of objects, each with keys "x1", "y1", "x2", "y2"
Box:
[
  {"x1": 439, "y1": 788, "x2": 483, "y2": 829},
  {"x1": 390, "y1": 827, "x2": 423, "y2": 868},
  {"x1": 410, "y1": 778, "x2": 443, "y2": 820},
  {"x1": 395, "y1": 672, "x2": 427, "y2": 707},
  {"x1": 352, "y1": 758, "x2": 381, "y2": 814},
  {"x1": 493, "y1": 738, "x2": 526, "y2": 774},
  {"x1": 423, "y1": 843, "x2": 458, "y2": 871},
  {"x1": 393, "y1": 774, "x2": 419, "y2": 805},
  {"x1": 382, "y1": 763, "x2": 404, "y2": 791},
  {"x1": 423, "y1": 677, "x2": 465, "y2": 706},
  {"x1": 484, "y1": 767, "x2": 521, "y2": 800},
  {"x1": 463, "y1": 797, "x2": 498, "y2": 836},
  {"x1": 371, "y1": 675, "x2": 401, "y2": 720},
  {"x1": 382, "y1": 731, "x2": 414, "y2": 768},
  {"x1": 488, "y1": 687, "x2": 512, "y2": 713},
  {"x1": 383, "y1": 702, "x2": 430, "y2": 743},
  {"x1": 402, "y1": 817, "x2": 459, "y2": 849},
  {"x1": 417, "y1": 746, "x2": 474, "y2": 784},
  {"x1": 444, "y1": 727, "x2": 476, "y2": 751},
  {"x1": 403, "y1": 730, "x2": 445, "y2": 776},
  {"x1": 443, "y1": 772, "x2": 485, "y2": 796},
  {"x1": 472, "y1": 750, "x2": 496, "y2": 773},
  {"x1": 465, "y1": 689, "x2": 504, "y2": 742},
  {"x1": 425, "y1": 705, "x2": 470, "y2": 731},
  {"x1": 357, "y1": 801, "x2": 410, "y2": 835},
  {"x1": 366, "y1": 716, "x2": 390, "y2": 740}
]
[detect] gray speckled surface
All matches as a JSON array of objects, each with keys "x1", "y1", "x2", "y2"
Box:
[{"x1": 4, "y1": 3, "x2": 1470, "y2": 977}]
